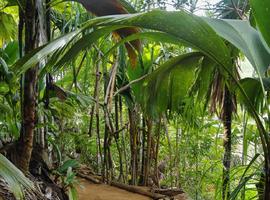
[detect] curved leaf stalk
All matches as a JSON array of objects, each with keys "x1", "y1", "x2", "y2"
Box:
[{"x1": 217, "y1": 56, "x2": 270, "y2": 200}]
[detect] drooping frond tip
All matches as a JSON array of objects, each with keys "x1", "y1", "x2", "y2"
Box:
[{"x1": 76, "y1": 0, "x2": 141, "y2": 67}]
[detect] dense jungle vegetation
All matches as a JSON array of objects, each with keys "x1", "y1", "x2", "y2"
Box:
[{"x1": 0, "y1": 0, "x2": 270, "y2": 199}]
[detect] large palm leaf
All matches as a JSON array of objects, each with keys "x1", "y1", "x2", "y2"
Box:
[
  {"x1": 0, "y1": 154, "x2": 37, "y2": 200},
  {"x1": 138, "y1": 52, "x2": 204, "y2": 116},
  {"x1": 250, "y1": 0, "x2": 270, "y2": 49},
  {"x1": 10, "y1": 9, "x2": 269, "y2": 80},
  {"x1": 11, "y1": 9, "x2": 231, "y2": 76}
]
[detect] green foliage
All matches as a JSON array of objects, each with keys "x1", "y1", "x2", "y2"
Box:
[
  {"x1": 0, "y1": 154, "x2": 36, "y2": 200},
  {"x1": 0, "y1": 12, "x2": 17, "y2": 45},
  {"x1": 54, "y1": 159, "x2": 79, "y2": 200},
  {"x1": 0, "y1": 82, "x2": 9, "y2": 94},
  {"x1": 12, "y1": 9, "x2": 231, "y2": 77},
  {"x1": 229, "y1": 154, "x2": 260, "y2": 199},
  {"x1": 139, "y1": 52, "x2": 203, "y2": 116},
  {"x1": 214, "y1": 0, "x2": 248, "y2": 19},
  {"x1": 57, "y1": 159, "x2": 79, "y2": 175},
  {"x1": 250, "y1": 0, "x2": 270, "y2": 49},
  {"x1": 203, "y1": 18, "x2": 270, "y2": 77},
  {"x1": 236, "y1": 78, "x2": 270, "y2": 113},
  {"x1": 0, "y1": 42, "x2": 19, "y2": 66}
]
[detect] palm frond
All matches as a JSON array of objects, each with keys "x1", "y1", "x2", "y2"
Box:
[{"x1": 0, "y1": 154, "x2": 36, "y2": 200}]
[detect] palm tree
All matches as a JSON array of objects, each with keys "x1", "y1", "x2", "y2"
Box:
[
  {"x1": 15, "y1": 0, "x2": 48, "y2": 172},
  {"x1": 209, "y1": 59, "x2": 237, "y2": 200},
  {"x1": 0, "y1": 154, "x2": 38, "y2": 199}
]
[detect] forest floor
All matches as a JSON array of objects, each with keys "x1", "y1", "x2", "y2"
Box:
[
  {"x1": 76, "y1": 178, "x2": 150, "y2": 200},
  {"x1": 76, "y1": 178, "x2": 188, "y2": 200}
]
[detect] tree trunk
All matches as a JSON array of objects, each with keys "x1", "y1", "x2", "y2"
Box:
[
  {"x1": 102, "y1": 68, "x2": 110, "y2": 182},
  {"x1": 95, "y1": 55, "x2": 102, "y2": 173},
  {"x1": 264, "y1": 168, "x2": 270, "y2": 200},
  {"x1": 110, "y1": 181, "x2": 166, "y2": 199},
  {"x1": 16, "y1": 0, "x2": 44, "y2": 172},
  {"x1": 154, "y1": 119, "x2": 161, "y2": 187},
  {"x1": 88, "y1": 54, "x2": 100, "y2": 137},
  {"x1": 114, "y1": 95, "x2": 124, "y2": 181},
  {"x1": 222, "y1": 86, "x2": 233, "y2": 200},
  {"x1": 128, "y1": 108, "x2": 138, "y2": 185},
  {"x1": 164, "y1": 117, "x2": 173, "y2": 187},
  {"x1": 143, "y1": 118, "x2": 152, "y2": 186},
  {"x1": 33, "y1": 0, "x2": 51, "y2": 169},
  {"x1": 119, "y1": 96, "x2": 128, "y2": 183},
  {"x1": 139, "y1": 117, "x2": 146, "y2": 185}
]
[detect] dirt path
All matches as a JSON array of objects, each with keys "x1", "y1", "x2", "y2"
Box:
[{"x1": 76, "y1": 178, "x2": 151, "y2": 200}]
